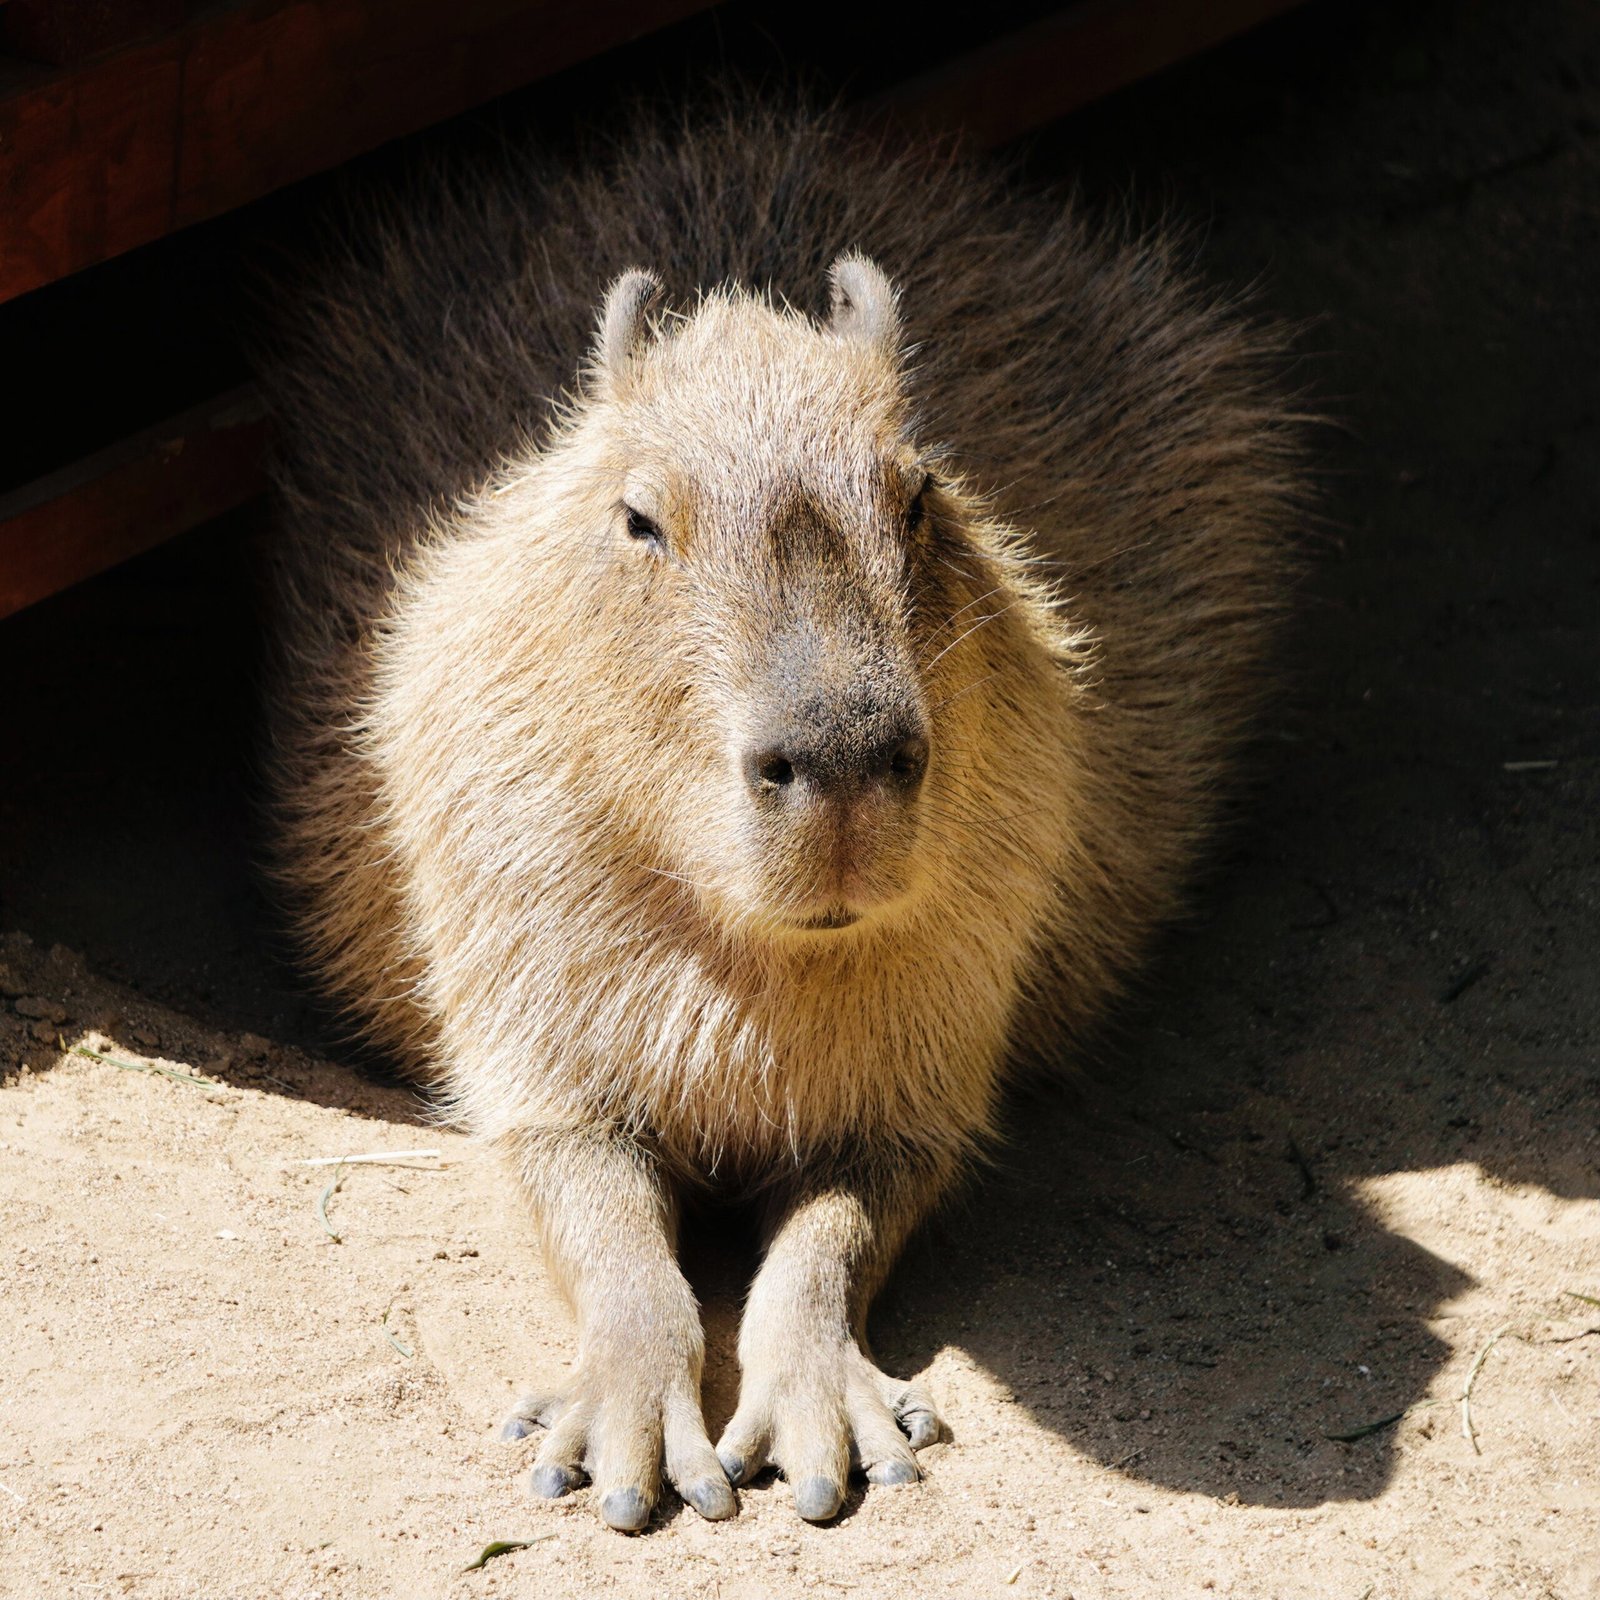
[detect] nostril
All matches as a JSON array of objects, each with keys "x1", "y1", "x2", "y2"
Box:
[
  {"x1": 746, "y1": 749, "x2": 796, "y2": 791},
  {"x1": 888, "y1": 734, "x2": 929, "y2": 787}
]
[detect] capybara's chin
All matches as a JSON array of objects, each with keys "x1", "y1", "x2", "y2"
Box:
[{"x1": 735, "y1": 823, "x2": 928, "y2": 936}]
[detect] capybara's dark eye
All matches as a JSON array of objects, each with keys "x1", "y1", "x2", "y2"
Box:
[{"x1": 624, "y1": 505, "x2": 663, "y2": 545}]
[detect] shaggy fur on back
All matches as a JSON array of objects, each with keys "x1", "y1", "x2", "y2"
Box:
[{"x1": 260, "y1": 97, "x2": 1304, "y2": 1176}]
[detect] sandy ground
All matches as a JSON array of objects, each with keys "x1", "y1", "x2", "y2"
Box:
[
  {"x1": 2, "y1": 2, "x2": 1598, "y2": 1597},
  {"x1": 0, "y1": 925, "x2": 1597, "y2": 1600}
]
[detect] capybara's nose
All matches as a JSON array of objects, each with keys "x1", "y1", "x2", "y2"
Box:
[{"x1": 743, "y1": 723, "x2": 929, "y2": 802}]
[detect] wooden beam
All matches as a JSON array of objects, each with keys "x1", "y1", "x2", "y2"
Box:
[
  {"x1": 0, "y1": 1, "x2": 186, "y2": 67},
  {"x1": 0, "y1": 388, "x2": 270, "y2": 619},
  {"x1": 0, "y1": 0, "x2": 718, "y2": 305},
  {"x1": 864, "y1": 0, "x2": 1306, "y2": 150}
]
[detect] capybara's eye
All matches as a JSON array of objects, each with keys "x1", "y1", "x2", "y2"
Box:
[{"x1": 624, "y1": 505, "x2": 663, "y2": 545}]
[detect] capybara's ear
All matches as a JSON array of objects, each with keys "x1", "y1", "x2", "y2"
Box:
[
  {"x1": 826, "y1": 252, "x2": 901, "y2": 351},
  {"x1": 593, "y1": 268, "x2": 663, "y2": 391}
]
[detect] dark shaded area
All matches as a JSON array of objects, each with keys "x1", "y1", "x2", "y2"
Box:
[
  {"x1": 0, "y1": 0, "x2": 1067, "y2": 492},
  {"x1": 2, "y1": 0, "x2": 1596, "y2": 1511},
  {"x1": 875, "y1": 0, "x2": 1600, "y2": 1504}
]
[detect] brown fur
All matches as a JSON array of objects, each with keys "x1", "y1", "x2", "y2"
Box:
[{"x1": 259, "y1": 97, "x2": 1305, "y2": 1529}]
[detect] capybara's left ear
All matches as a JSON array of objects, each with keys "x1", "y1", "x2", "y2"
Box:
[{"x1": 826, "y1": 252, "x2": 901, "y2": 352}]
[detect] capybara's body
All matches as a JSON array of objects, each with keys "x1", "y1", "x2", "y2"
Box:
[{"x1": 262, "y1": 99, "x2": 1302, "y2": 1529}]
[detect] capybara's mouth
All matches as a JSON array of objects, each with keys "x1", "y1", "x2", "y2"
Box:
[{"x1": 793, "y1": 907, "x2": 861, "y2": 931}]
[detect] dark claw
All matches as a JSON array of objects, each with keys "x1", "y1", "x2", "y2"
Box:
[
  {"x1": 867, "y1": 1457, "x2": 919, "y2": 1486},
  {"x1": 794, "y1": 1475, "x2": 844, "y2": 1523},
  {"x1": 716, "y1": 1449, "x2": 748, "y2": 1486},
  {"x1": 904, "y1": 1412, "x2": 942, "y2": 1449},
  {"x1": 682, "y1": 1476, "x2": 737, "y2": 1520},
  {"x1": 600, "y1": 1486, "x2": 651, "y2": 1532},
  {"x1": 530, "y1": 1464, "x2": 575, "y2": 1499},
  {"x1": 499, "y1": 1414, "x2": 535, "y2": 1443}
]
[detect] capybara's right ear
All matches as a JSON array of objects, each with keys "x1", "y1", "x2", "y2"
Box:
[{"x1": 592, "y1": 268, "x2": 663, "y2": 393}]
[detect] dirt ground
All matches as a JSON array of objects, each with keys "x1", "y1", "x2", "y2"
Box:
[{"x1": 2, "y1": 2, "x2": 1597, "y2": 1597}]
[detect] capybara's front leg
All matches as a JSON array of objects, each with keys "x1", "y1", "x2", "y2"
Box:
[
  {"x1": 497, "y1": 1125, "x2": 733, "y2": 1530},
  {"x1": 716, "y1": 1152, "x2": 952, "y2": 1522}
]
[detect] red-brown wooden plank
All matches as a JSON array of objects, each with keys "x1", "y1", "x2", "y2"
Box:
[
  {"x1": 0, "y1": 388, "x2": 270, "y2": 618},
  {"x1": 1, "y1": 1, "x2": 186, "y2": 67},
  {"x1": 0, "y1": 0, "x2": 718, "y2": 304}
]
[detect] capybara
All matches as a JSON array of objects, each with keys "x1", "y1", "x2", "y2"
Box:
[{"x1": 261, "y1": 96, "x2": 1304, "y2": 1530}]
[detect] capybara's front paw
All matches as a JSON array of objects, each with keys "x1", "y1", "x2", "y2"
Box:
[
  {"x1": 501, "y1": 1367, "x2": 734, "y2": 1531},
  {"x1": 714, "y1": 1342, "x2": 945, "y2": 1522}
]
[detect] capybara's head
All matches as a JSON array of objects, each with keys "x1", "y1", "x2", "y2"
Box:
[{"x1": 513, "y1": 255, "x2": 1079, "y2": 943}]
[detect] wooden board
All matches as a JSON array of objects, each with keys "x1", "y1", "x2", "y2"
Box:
[
  {"x1": 0, "y1": 389, "x2": 270, "y2": 619},
  {"x1": 0, "y1": 0, "x2": 718, "y2": 305},
  {"x1": 0, "y1": 0, "x2": 186, "y2": 68}
]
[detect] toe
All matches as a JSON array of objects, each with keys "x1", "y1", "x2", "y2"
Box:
[
  {"x1": 766, "y1": 1383, "x2": 851, "y2": 1519},
  {"x1": 680, "y1": 1476, "x2": 737, "y2": 1520},
  {"x1": 530, "y1": 1401, "x2": 589, "y2": 1498},
  {"x1": 530, "y1": 1463, "x2": 576, "y2": 1498},
  {"x1": 793, "y1": 1474, "x2": 844, "y2": 1523},
  {"x1": 715, "y1": 1405, "x2": 771, "y2": 1487},
  {"x1": 888, "y1": 1380, "x2": 945, "y2": 1450},
  {"x1": 851, "y1": 1384, "x2": 922, "y2": 1485},
  {"x1": 664, "y1": 1401, "x2": 738, "y2": 1521},
  {"x1": 599, "y1": 1486, "x2": 651, "y2": 1532},
  {"x1": 501, "y1": 1388, "x2": 567, "y2": 1443},
  {"x1": 589, "y1": 1399, "x2": 664, "y2": 1533}
]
